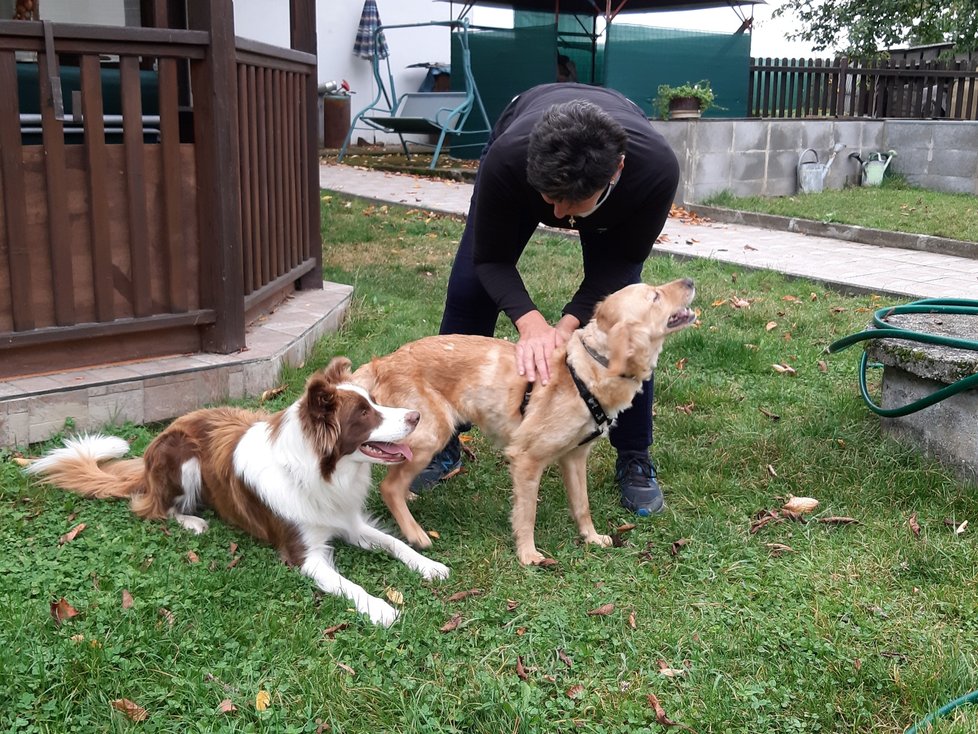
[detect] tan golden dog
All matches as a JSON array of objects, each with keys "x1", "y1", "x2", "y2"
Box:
[{"x1": 352, "y1": 278, "x2": 696, "y2": 566}]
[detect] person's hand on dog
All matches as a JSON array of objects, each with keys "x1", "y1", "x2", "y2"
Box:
[{"x1": 515, "y1": 311, "x2": 579, "y2": 385}]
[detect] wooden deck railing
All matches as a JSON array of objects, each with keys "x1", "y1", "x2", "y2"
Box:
[
  {"x1": 749, "y1": 57, "x2": 978, "y2": 120},
  {"x1": 0, "y1": 0, "x2": 320, "y2": 378}
]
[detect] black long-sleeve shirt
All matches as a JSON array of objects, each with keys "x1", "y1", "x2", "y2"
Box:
[{"x1": 471, "y1": 83, "x2": 680, "y2": 326}]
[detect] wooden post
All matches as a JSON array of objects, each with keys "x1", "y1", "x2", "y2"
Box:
[
  {"x1": 290, "y1": 0, "x2": 322, "y2": 291},
  {"x1": 188, "y1": 0, "x2": 246, "y2": 353}
]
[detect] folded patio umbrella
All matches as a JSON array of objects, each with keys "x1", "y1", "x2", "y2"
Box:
[{"x1": 353, "y1": 0, "x2": 389, "y2": 60}]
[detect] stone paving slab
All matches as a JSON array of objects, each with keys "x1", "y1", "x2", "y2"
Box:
[{"x1": 321, "y1": 163, "x2": 978, "y2": 302}]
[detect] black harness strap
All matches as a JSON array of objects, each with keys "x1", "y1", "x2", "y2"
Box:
[
  {"x1": 567, "y1": 360, "x2": 611, "y2": 446},
  {"x1": 519, "y1": 381, "x2": 533, "y2": 416},
  {"x1": 517, "y1": 342, "x2": 612, "y2": 446}
]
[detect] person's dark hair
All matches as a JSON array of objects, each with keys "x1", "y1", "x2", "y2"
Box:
[{"x1": 526, "y1": 100, "x2": 628, "y2": 201}]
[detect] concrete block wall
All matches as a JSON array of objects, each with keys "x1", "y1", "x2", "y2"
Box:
[{"x1": 654, "y1": 118, "x2": 978, "y2": 204}]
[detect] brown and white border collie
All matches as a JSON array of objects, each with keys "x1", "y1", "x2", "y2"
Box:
[{"x1": 24, "y1": 357, "x2": 449, "y2": 627}]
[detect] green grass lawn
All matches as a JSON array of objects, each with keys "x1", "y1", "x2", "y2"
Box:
[
  {"x1": 2, "y1": 194, "x2": 977, "y2": 733},
  {"x1": 704, "y1": 178, "x2": 978, "y2": 243}
]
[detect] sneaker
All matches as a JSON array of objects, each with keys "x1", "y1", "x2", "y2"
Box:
[
  {"x1": 615, "y1": 451, "x2": 664, "y2": 517},
  {"x1": 410, "y1": 434, "x2": 463, "y2": 493}
]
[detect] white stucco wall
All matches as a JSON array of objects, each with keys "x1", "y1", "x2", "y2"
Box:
[
  {"x1": 317, "y1": 0, "x2": 452, "y2": 144},
  {"x1": 231, "y1": 0, "x2": 453, "y2": 144}
]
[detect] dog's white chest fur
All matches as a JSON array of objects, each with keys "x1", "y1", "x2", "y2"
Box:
[{"x1": 233, "y1": 409, "x2": 370, "y2": 531}]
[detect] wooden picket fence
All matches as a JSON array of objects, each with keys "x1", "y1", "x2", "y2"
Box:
[{"x1": 749, "y1": 57, "x2": 978, "y2": 120}]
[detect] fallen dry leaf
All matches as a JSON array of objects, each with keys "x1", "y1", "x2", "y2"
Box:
[
  {"x1": 586, "y1": 603, "x2": 615, "y2": 616},
  {"x1": 782, "y1": 496, "x2": 820, "y2": 514},
  {"x1": 909, "y1": 513, "x2": 921, "y2": 539},
  {"x1": 616, "y1": 523, "x2": 637, "y2": 533},
  {"x1": 218, "y1": 699, "x2": 237, "y2": 713},
  {"x1": 111, "y1": 698, "x2": 148, "y2": 722},
  {"x1": 711, "y1": 298, "x2": 727, "y2": 307},
  {"x1": 765, "y1": 542, "x2": 795, "y2": 557},
  {"x1": 506, "y1": 599, "x2": 520, "y2": 612},
  {"x1": 750, "y1": 510, "x2": 783, "y2": 534},
  {"x1": 730, "y1": 297, "x2": 751, "y2": 309},
  {"x1": 744, "y1": 243, "x2": 757, "y2": 251},
  {"x1": 322, "y1": 623, "x2": 349, "y2": 640},
  {"x1": 516, "y1": 627, "x2": 527, "y2": 636},
  {"x1": 670, "y1": 538, "x2": 691, "y2": 556},
  {"x1": 121, "y1": 589, "x2": 134, "y2": 610},
  {"x1": 229, "y1": 542, "x2": 238, "y2": 556},
  {"x1": 566, "y1": 684, "x2": 585, "y2": 699},
  {"x1": 516, "y1": 656, "x2": 529, "y2": 681},
  {"x1": 759, "y1": 407, "x2": 781, "y2": 421},
  {"x1": 12, "y1": 456, "x2": 32, "y2": 467},
  {"x1": 427, "y1": 529, "x2": 441, "y2": 539},
  {"x1": 440, "y1": 613, "x2": 463, "y2": 633},
  {"x1": 255, "y1": 690, "x2": 271, "y2": 711},
  {"x1": 675, "y1": 357, "x2": 688, "y2": 371},
  {"x1": 628, "y1": 611, "x2": 637, "y2": 629},
  {"x1": 385, "y1": 587, "x2": 404, "y2": 606},
  {"x1": 647, "y1": 693, "x2": 697, "y2": 732},
  {"x1": 676, "y1": 402, "x2": 695, "y2": 415},
  {"x1": 955, "y1": 520, "x2": 969, "y2": 535},
  {"x1": 158, "y1": 607, "x2": 175, "y2": 627},
  {"x1": 766, "y1": 464, "x2": 778, "y2": 477},
  {"x1": 336, "y1": 662, "x2": 355, "y2": 676},
  {"x1": 657, "y1": 659, "x2": 688, "y2": 678},
  {"x1": 446, "y1": 588, "x2": 483, "y2": 603},
  {"x1": 557, "y1": 649, "x2": 574, "y2": 668},
  {"x1": 817, "y1": 516, "x2": 860, "y2": 526},
  {"x1": 227, "y1": 555, "x2": 241, "y2": 570},
  {"x1": 765, "y1": 321, "x2": 778, "y2": 331},
  {"x1": 50, "y1": 597, "x2": 80, "y2": 625},
  {"x1": 771, "y1": 363, "x2": 797, "y2": 376},
  {"x1": 186, "y1": 550, "x2": 200, "y2": 564},
  {"x1": 259, "y1": 385, "x2": 286, "y2": 403},
  {"x1": 782, "y1": 295, "x2": 801, "y2": 303},
  {"x1": 817, "y1": 360, "x2": 828, "y2": 373},
  {"x1": 58, "y1": 523, "x2": 86, "y2": 545}
]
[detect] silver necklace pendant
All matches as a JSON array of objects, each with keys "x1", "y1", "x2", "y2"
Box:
[{"x1": 568, "y1": 215, "x2": 576, "y2": 227}]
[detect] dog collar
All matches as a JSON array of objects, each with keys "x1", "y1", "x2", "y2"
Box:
[
  {"x1": 566, "y1": 359, "x2": 610, "y2": 446},
  {"x1": 580, "y1": 338, "x2": 609, "y2": 368}
]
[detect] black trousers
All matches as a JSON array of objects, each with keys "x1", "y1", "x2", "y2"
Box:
[{"x1": 438, "y1": 190, "x2": 653, "y2": 456}]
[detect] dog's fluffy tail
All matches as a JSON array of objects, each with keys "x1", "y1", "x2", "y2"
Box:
[{"x1": 25, "y1": 434, "x2": 144, "y2": 501}]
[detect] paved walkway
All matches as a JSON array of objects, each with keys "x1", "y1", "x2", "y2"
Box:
[{"x1": 321, "y1": 163, "x2": 978, "y2": 301}]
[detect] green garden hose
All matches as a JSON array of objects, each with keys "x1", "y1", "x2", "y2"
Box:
[
  {"x1": 905, "y1": 689, "x2": 978, "y2": 733},
  {"x1": 827, "y1": 298, "x2": 978, "y2": 417}
]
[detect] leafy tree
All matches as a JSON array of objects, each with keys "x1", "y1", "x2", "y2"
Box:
[{"x1": 772, "y1": 0, "x2": 978, "y2": 57}]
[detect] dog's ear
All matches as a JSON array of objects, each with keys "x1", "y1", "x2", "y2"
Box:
[
  {"x1": 321, "y1": 356, "x2": 353, "y2": 385},
  {"x1": 605, "y1": 320, "x2": 659, "y2": 378},
  {"x1": 303, "y1": 373, "x2": 339, "y2": 422}
]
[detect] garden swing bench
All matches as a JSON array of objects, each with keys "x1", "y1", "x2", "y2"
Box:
[{"x1": 338, "y1": 19, "x2": 491, "y2": 169}]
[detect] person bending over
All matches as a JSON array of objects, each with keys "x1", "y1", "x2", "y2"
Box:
[{"x1": 417, "y1": 82, "x2": 680, "y2": 516}]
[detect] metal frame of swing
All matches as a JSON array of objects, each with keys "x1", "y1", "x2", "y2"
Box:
[{"x1": 338, "y1": 19, "x2": 490, "y2": 169}]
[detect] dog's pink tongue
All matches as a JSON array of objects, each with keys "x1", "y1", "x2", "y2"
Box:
[{"x1": 372, "y1": 442, "x2": 413, "y2": 462}]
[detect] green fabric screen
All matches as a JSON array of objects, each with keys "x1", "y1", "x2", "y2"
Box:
[
  {"x1": 450, "y1": 20, "x2": 752, "y2": 157},
  {"x1": 605, "y1": 24, "x2": 750, "y2": 118}
]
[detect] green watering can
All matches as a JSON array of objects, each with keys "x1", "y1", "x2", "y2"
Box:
[{"x1": 849, "y1": 150, "x2": 896, "y2": 186}]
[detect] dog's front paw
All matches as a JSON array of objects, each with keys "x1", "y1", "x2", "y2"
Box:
[
  {"x1": 585, "y1": 533, "x2": 613, "y2": 548},
  {"x1": 517, "y1": 548, "x2": 556, "y2": 567},
  {"x1": 174, "y1": 514, "x2": 209, "y2": 535},
  {"x1": 405, "y1": 525, "x2": 433, "y2": 550},
  {"x1": 365, "y1": 597, "x2": 400, "y2": 627},
  {"x1": 420, "y1": 560, "x2": 450, "y2": 581}
]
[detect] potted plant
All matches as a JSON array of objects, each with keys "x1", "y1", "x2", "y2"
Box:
[{"x1": 654, "y1": 80, "x2": 716, "y2": 120}]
